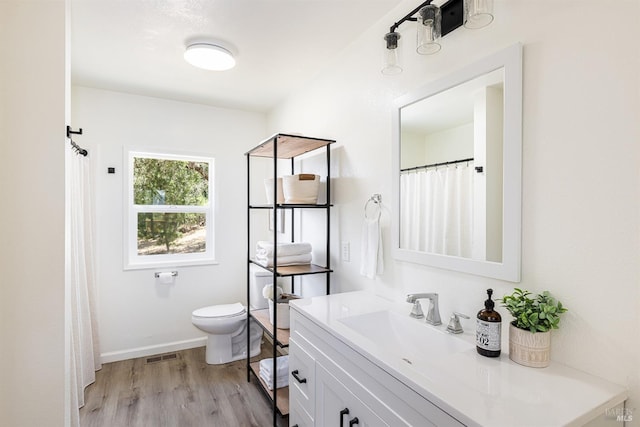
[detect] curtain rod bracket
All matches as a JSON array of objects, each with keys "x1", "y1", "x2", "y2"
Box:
[
  {"x1": 67, "y1": 125, "x2": 83, "y2": 138},
  {"x1": 66, "y1": 125, "x2": 88, "y2": 156}
]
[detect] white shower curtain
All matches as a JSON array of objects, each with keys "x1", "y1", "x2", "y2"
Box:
[
  {"x1": 67, "y1": 147, "x2": 101, "y2": 426},
  {"x1": 400, "y1": 162, "x2": 474, "y2": 257}
]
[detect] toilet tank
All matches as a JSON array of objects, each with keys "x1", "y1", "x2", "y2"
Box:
[{"x1": 249, "y1": 264, "x2": 272, "y2": 310}]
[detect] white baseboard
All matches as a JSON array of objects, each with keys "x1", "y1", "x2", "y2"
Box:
[{"x1": 100, "y1": 336, "x2": 207, "y2": 364}]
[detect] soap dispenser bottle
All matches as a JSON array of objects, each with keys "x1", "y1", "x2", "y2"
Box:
[{"x1": 476, "y1": 289, "x2": 501, "y2": 357}]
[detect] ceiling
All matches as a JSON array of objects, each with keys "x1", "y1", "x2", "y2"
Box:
[{"x1": 71, "y1": 0, "x2": 403, "y2": 113}]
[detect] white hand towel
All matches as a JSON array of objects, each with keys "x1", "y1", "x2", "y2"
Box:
[
  {"x1": 360, "y1": 215, "x2": 384, "y2": 279},
  {"x1": 254, "y1": 253, "x2": 312, "y2": 268},
  {"x1": 259, "y1": 370, "x2": 288, "y2": 390},
  {"x1": 256, "y1": 241, "x2": 312, "y2": 257},
  {"x1": 259, "y1": 355, "x2": 289, "y2": 377}
]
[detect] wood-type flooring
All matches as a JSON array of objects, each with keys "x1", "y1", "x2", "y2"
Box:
[{"x1": 80, "y1": 345, "x2": 288, "y2": 427}]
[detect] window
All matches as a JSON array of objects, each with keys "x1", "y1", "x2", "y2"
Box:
[{"x1": 125, "y1": 150, "x2": 215, "y2": 268}]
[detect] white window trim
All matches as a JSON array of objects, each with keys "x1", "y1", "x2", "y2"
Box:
[{"x1": 124, "y1": 149, "x2": 217, "y2": 270}]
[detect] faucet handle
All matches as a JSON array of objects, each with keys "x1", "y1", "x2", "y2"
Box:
[
  {"x1": 409, "y1": 301, "x2": 424, "y2": 319},
  {"x1": 446, "y1": 312, "x2": 470, "y2": 334}
]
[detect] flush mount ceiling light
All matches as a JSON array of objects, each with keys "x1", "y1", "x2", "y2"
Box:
[
  {"x1": 382, "y1": 0, "x2": 494, "y2": 75},
  {"x1": 184, "y1": 42, "x2": 236, "y2": 71}
]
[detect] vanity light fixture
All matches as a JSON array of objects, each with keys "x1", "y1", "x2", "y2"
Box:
[
  {"x1": 464, "y1": 0, "x2": 494, "y2": 29},
  {"x1": 416, "y1": 4, "x2": 442, "y2": 55},
  {"x1": 382, "y1": 0, "x2": 494, "y2": 74},
  {"x1": 184, "y1": 42, "x2": 236, "y2": 71},
  {"x1": 382, "y1": 32, "x2": 403, "y2": 75}
]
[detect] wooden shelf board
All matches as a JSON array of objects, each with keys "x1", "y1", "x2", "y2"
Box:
[
  {"x1": 251, "y1": 309, "x2": 290, "y2": 347},
  {"x1": 250, "y1": 361, "x2": 289, "y2": 416},
  {"x1": 277, "y1": 264, "x2": 332, "y2": 276},
  {"x1": 249, "y1": 203, "x2": 332, "y2": 209},
  {"x1": 247, "y1": 133, "x2": 334, "y2": 159},
  {"x1": 249, "y1": 261, "x2": 332, "y2": 277}
]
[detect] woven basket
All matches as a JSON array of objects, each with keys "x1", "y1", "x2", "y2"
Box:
[
  {"x1": 264, "y1": 177, "x2": 284, "y2": 204},
  {"x1": 283, "y1": 174, "x2": 320, "y2": 204},
  {"x1": 509, "y1": 323, "x2": 551, "y2": 368}
]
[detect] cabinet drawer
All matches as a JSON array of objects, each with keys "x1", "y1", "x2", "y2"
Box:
[
  {"x1": 289, "y1": 394, "x2": 314, "y2": 427},
  {"x1": 316, "y1": 363, "x2": 387, "y2": 427},
  {"x1": 289, "y1": 336, "x2": 315, "y2": 418}
]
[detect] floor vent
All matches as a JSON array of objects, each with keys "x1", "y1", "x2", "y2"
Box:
[{"x1": 146, "y1": 353, "x2": 178, "y2": 364}]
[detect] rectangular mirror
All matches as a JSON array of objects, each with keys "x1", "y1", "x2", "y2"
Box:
[{"x1": 392, "y1": 44, "x2": 522, "y2": 282}]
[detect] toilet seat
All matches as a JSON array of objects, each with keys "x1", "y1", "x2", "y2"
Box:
[{"x1": 192, "y1": 303, "x2": 245, "y2": 319}]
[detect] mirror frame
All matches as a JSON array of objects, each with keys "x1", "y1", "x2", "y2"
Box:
[{"x1": 391, "y1": 43, "x2": 522, "y2": 282}]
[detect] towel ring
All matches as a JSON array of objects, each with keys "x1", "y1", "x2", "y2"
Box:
[{"x1": 364, "y1": 194, "x2": 382, "y2": 221}]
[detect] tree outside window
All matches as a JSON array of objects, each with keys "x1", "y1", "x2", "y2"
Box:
[{"x1": 127, "y1": 151, "x2": 215, "y2": 268}]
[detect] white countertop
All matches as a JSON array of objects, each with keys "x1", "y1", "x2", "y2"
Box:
[{"x1": 290, "y1": 291, "x2": 627, "y2": 427}]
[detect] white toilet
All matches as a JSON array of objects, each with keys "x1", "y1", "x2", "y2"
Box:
[{"x1": 191, "y1": 265, "x2": 272, "y2": 364}]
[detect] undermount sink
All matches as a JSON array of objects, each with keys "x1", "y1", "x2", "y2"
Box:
[{"x1": 338, "y1": 310, "x2": 473, "y2": 367}]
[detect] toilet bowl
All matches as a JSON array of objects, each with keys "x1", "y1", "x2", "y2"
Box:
[
  {"x1": 192, "y1": 303, "x2": 262, "y2": 364},
  {"x1": 191, "y1": 266, "x2": 273, "y2": 364}
]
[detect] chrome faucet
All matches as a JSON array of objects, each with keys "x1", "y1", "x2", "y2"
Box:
[
  {"x1": 406, "y1": 293, "x2": 442, "y2": 326},
  {"x1": 446, "y1": 312, "x2": 470, "y2": 334}
]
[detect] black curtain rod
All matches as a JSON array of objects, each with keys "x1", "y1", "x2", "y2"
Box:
[
  {"x1": 67, "y1": 126, "x2": 88, "y2": 156},
  {"x1": 401, "y1": 157, "x2": 473, "y2": 172}
]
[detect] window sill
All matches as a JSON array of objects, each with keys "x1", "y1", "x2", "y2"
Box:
[{"x1": 124, "y1": 258, "x2": 219, "y2": 271}]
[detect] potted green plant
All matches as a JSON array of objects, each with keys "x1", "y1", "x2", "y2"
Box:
[{"x1": 500, "y1": 288, "x2": 568, "y2": 368}]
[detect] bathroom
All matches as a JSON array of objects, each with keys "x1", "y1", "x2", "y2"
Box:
[{"x1": 1, "y1": 0, "x2": 639, "y2": 426}]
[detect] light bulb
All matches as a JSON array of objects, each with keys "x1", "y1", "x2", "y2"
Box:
[{"x1": 184, "y1": 43, "x2": 236, "y2": 71}]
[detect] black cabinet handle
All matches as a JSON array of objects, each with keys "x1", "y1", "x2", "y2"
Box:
[
  {"x1": 349, "y1": 417, "x2": 360, "y2": 426},
  {"x1": 291, "y1": 425, "x2": 299, "y2": 427},
  {"x1": 291, "y1": 369, "x2": 307, "y2": 384},
  {"x1": 339, "y1": 408, "x2": 350, "y2": 427}
]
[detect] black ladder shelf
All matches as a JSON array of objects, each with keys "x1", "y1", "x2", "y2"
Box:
[{"x1": 245, "y1": 133, "x2": 334, "y2": 426}]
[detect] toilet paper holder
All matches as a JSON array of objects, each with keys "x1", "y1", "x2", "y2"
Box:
[{"x1": 154, "y1": 271, "x2": 178, "y2": 278}]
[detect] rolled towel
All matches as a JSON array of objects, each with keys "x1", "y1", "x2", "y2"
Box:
[
  {"x1": 259, "y1": 355, "x2": 289, "y2": 377},
  {"x1": 254, "y1": 253, "x2": 312, "y2": 268},
  {"x1": 256, "y1": 241, "x2": 312, "y2": 258},
  {"x1": 259, "y1": 369, "x2": 288, "y2": 390}
]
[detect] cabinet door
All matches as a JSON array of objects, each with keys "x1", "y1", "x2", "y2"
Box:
[
  {"x1": 315, "y1": 363, "x2": 388, "y2": 427},
  {"x1": 289, "y1": 337, "x2": 315, "y2": 421}
]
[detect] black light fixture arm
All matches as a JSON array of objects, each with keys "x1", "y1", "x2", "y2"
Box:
[
  {"x1": 388, "y1": 0, "x2": 464, "y2": 37},
  {"x1": 389, "y1": 0, "x2": 433, "y2": 33}
]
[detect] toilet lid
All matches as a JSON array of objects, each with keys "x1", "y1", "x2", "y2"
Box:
[{"x1": 193, "y1": 303, "x2": 245, "y2": 318}]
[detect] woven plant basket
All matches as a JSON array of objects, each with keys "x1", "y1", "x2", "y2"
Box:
[{"x1": 508, "y1": 322, "x2": 551, "y2": 368}]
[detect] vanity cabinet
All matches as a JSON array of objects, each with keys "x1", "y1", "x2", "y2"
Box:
[
  {"x1": 290, "y1": 291, "x2": 628, "y2": 427},
  {"x1": 289, "y1": 308, "x2": 464, "y2": 427}
]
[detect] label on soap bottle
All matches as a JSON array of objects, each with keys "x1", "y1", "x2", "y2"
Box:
[{"x1": 476, "y1": 319, "x2": 501, "y2": 352}]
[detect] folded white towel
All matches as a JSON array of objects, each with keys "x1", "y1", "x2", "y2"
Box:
[
  {"x1": 256, "y1": 241, "x2": 312, "y2": 258},
  {"x1": 254, "y1": 253, "x2": 312, "y2": 268},
  {"x1": 259, "y1": 369, "x2": 288, "y2": 390},
  {"x1": 259, "y1": 356, "x2": 289, "y2": 377}
]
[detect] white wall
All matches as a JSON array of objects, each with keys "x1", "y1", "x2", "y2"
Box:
[
  {"x1": 0, "y1": 1, "x2": 67, "y2": 426},
  {"x1": 269, "y1": 0, "x2": 640, "y2": 418},
  {"x1": 71, "y1": 87, "x2": 266, "y2": 361},
  {"x1": 424, "y1": 123, "x2": 474, "y2": 164}
]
